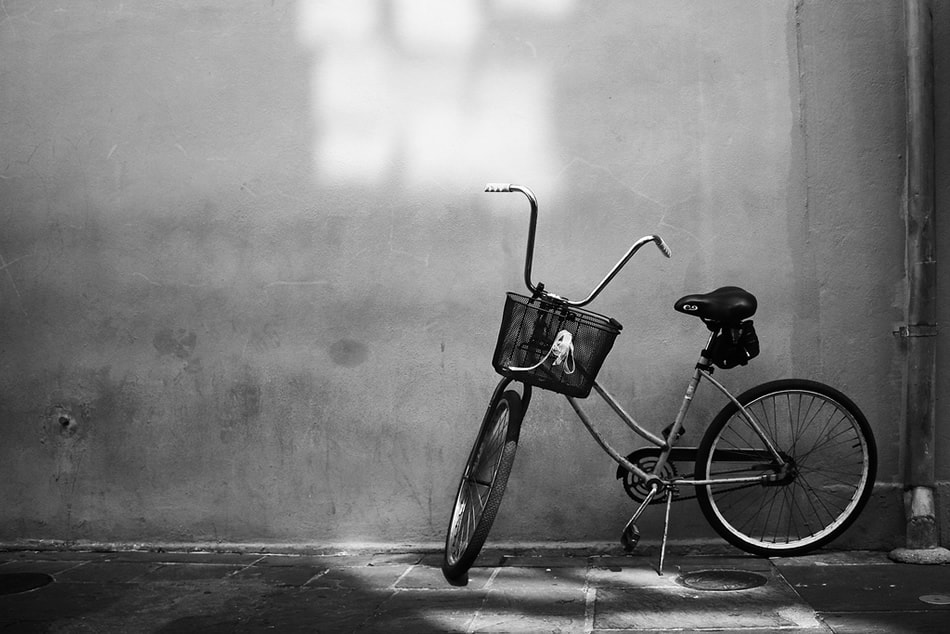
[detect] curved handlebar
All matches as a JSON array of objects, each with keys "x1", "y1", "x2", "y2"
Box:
[
  {"x1": 485, "y1": 183, "x2": 540, "y2": 294},
  {"x1": 485, "y1": 183, "x2": 671, "y2": 307}
]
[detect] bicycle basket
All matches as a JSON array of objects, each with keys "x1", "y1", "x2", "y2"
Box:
[{"x1": 492, "y1": 292, "x2": 623, "y2": 398}]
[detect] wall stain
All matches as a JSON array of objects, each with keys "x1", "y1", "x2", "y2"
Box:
[
  {"x1": 328, "y1": 339, "x2": 368, "y2": 368},
  {"x1": 230, "y1": 381, "x2": 262, "y2": 419},
  {"x1": 219, "y1": 371, "x2": 263, "y2": 444},
  {"x1": 44, "y1": 403, "x2": 90, "y2": 442},
  {"x1": 153, "y1": 328, "x2": 197, "y2": 359},
  {"x1": 248, "y1": 322, "x2": 281, "y2": 352}
]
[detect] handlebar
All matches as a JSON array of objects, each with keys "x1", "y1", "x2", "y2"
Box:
[{"x1": 485, "y1": 183, "x2": 671, "y2": 308}]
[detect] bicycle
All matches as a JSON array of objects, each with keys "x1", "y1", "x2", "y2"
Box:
[{"x1": 442, "y1": 184, "x2": 877, "y2": 584}]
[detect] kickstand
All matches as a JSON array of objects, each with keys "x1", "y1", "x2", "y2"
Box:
[{"x1": 656, "y1": 484, "x2": 673, "y2": 576}]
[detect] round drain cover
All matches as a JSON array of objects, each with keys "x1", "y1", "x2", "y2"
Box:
[
  {"x1": 676, "y1": 569, "x2": 767, "y2": 591},
  {"x1": 0, "y1": 573, "x2": 54, "y2": 595},
  {"x1": 919, "y1": 594, "x2": 950, "y2": 605}
]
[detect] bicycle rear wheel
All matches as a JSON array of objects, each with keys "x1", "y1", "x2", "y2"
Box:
[
  {"x1": 695, "y1": 379, "x2": 876, "y2": 557},
  {"x1": 442, "y1": 389, "x2": 523, "y2": 582}
]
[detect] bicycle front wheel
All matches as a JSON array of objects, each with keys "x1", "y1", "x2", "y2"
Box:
[
  {"x1": 695, "y1": 379, "x2": 876, "y2": 557},
  {"x1": 442, "y1": 389, "x2": 523, "y2": 582}
]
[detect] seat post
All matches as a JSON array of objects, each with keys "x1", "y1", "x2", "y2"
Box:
[
  {"x1": 658, "y1": 332, "x2": 717, "y2": 462},
  {"x1": 698, "y1": 330, "x2": 716, "y2": 368}
]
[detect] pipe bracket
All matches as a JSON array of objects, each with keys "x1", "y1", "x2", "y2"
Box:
[{"x1": 893, "y1": 323, "x2": 939, "y2": 338}]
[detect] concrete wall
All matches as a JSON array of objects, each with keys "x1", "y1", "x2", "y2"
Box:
[{"x1": 0, "y1": 0, "x2": 941, "y2": 550}]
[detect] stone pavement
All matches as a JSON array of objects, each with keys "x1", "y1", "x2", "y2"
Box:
[{"x1": 1, "y1": 547, "x2": 948, "y2": 632}]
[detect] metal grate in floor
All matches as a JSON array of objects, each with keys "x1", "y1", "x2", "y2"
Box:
[
  {"x1": 675, "y1": 569, "x2": 768, "y2": 592},
  {"x1": 0, "y1": 573, "x2": 54, "y2": 595}
]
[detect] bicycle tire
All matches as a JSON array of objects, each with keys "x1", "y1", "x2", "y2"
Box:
[
  {"x1": 695, "y1": 379, "x2": 876, "y2": 557},
  {"x1": 442, "y1": 390, "x2": 523, "y2": 582}
]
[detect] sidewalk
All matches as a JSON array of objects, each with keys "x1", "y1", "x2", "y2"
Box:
[{"x1": 1, "y1": 547, "x2": 948, "y2": 632}]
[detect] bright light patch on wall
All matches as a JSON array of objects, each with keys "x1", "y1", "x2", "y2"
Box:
[
  {"x1": 297, "y1": 0, "x2": 378, "y2": 47},
  {"x1": 318, "y1": 123, "x2": 397, "y2": 185},
  {"x1": 312, "y1": 45, "x2": 396, "y2": 184},
  {"x1": 393, "y1": 0, "x2": 482, "y2": 56},
  {"x1": 404, "y1": 66, "x2": 550, "y2": 187},
  {"x1": 298, "y1": 0, "x2": 574, "y2": 189},
  {"x1": 316, "y1": 46, "x2": 392, "y2": 120}
]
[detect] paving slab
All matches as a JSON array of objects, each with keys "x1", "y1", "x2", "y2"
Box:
[
  {"x1": 307, "y1": 563, "x2": 411, "y2": 591},
  {"x1": 359, "y1": 591, "x2": 491, "y2": 633},
  {"x1": 777, "y1": 560, "x2": 950, "y2": 612},
  {"x1": 143, "y1": 562, "x2": 248, "y2": 581},
  {"x1": 0, "y1": 580, "x2": 129, "y2": 623},
  {"x1": 819, "y1": 610, "x2": 950, "y2": 634},
  {"x1": 490, "y1": 566, "x2": 588, "y2": 592},
  {"x1": 228, "y1": 586, "x2": 396, "y2": 633},
  {"x1": 397, "y1": 563, "x2": 495, "y2": 590},
  {"x1": 591, "y1": 566, "x2": 825, "y2": 632},
  {"x1": 0, "y1": 558, "x2": 90, "y2": 576},
  {"x1": 474, "y1": 588, "x2": 589, "y2": 632},
  {"x1": 231, "y1": 561, "x2": 327, "y2": 587},
  {"x1": 51, "y1": 560, "x2": 158, "y2": 583},
  {"x1": 86, "y1": 580, "x2": 264, "y2": 633}
]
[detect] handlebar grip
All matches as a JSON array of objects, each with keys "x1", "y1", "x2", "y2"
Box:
[
  {"x1": 485, "y1": 183, "x2": 512, "y2": 193},
  {"x1": 653, "y1": 235, "x2": 672, "y2": 258}
]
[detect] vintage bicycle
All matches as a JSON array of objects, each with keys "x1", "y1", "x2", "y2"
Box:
[{"x1": 442, "y1": 184, "x2": 876, "y2": 583}]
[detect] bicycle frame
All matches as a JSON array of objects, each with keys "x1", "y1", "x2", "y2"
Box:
[{"x1": 564, "y1": 341, "x2": 789, "y2": 493}]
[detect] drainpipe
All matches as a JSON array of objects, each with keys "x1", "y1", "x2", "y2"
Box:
[{"x1": 889, "y1": 0, "x2": 950, "y2": 565}]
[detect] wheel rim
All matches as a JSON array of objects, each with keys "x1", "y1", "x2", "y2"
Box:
[
  {"x1": 446, "y1": 400, "x2": 510, "y2": 564},
  {"x1": 704, "y1": 390, "x2": 871, "y2": 551}
]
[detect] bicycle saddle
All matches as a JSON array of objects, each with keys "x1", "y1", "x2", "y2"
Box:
[{"x1": 674, "y1": 286, "x2": 757, "y2": 323}]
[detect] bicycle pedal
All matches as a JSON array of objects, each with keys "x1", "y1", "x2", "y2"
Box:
[{"x1": 621, "y1": 524, "x2": 640, "y2": 552}]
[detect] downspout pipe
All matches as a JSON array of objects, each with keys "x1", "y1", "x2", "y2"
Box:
[{"x1": 890, "y1": 0, "x2": 950, "y2": 565}]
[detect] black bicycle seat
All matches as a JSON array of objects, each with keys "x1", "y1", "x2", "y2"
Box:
[{"x1": 674, "y1": 286, "x2": 757, "y2": 323}]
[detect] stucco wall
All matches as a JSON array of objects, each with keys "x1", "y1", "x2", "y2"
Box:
[{"x1": 0, "y1": 0, "x2": 940, "y2": 550}]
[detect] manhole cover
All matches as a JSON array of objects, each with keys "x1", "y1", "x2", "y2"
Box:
[
  {"x1": 0, "y1": 573, "x2": 54, "y2": 595},
  {"x1": 676, "y1": 569, "x2": 767, "y2": 591},
  {"x1": 919, "y1": 594, "x2": 950, "y2": 605}
]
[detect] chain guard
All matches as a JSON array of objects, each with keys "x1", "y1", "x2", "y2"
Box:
[
  {"x1": 617, "y1": 448, "x2": 680, "y2": 504},
  {"x1": 617, "y1": 446, "x2": 774, "y2": 503}
]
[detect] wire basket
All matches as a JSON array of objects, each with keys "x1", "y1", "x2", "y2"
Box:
[{"x1": 492, "y1": 292, "x2": 623, "y2": 398}]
